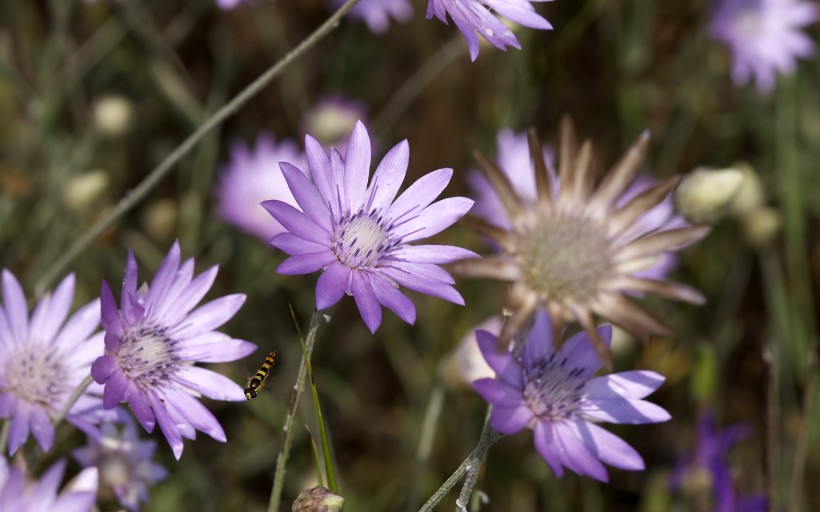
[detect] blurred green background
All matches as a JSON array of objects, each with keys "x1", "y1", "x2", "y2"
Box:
[{"x1": 1, "y1": 0, "x2": 819, "y2": 510}]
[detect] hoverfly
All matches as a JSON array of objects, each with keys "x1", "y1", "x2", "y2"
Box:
[{"x1": 245, "y1": 351, "x2": 277, "y2": 400}]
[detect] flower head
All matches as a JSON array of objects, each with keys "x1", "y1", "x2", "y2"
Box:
[
  {"x1": 90, "y1": 242, "x2": 257, "y2": 459},
  {"x1": 473, "y1": 310, "x2": 670, "y2": 481},
  {"x1": 0, "y1": 271, "x2": 115, "y2": 455},
  {"x1": 331, "y1": 0, "x2": 413, "y2": 34},
  {"x1": 73, "y1": 421, "x2": 168, "y2": 511},
  {"x1": 0, "y1": 458, "x2": 98, "y2": 512},
  {"x1": 264, "y1": 121, "x2": 477, "y2": 333},
  {"x1": 301, "y1": 95, "x2": 368, "y2": 158},
  {"x1": 216, "y1": 133, "x2": 308, "y2": 241},
  {"x1": 455, "y1": 119, "x2": 710, "y2": 365},
  {"x1": 709, "y1": 0, "x2": 818, "y2": 93},
  {"x1": 670, "y1": 411, "x2": 766, "y2": 512},
  {"x1": 425, "y1": 0, "x2": 552, "y2": 61}
]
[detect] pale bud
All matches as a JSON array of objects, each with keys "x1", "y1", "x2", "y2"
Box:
[
  {"x1": 301, "y1": 96, "x2": 366, "y2": 151},
  {"x1": 440, "y1": 317, "x2": 502, "y2": 390},
  {"x1": 292, "y1": 486, "x2": 344, "y2": 512},
  {"x1": 141, "y1": 199, "x2": 178, "y2": 241},
  {"x1": 726, "y1": 163, "x2": 765, "y2": 216},
  {"x1": 675, "y1": 166, "x2": 745, "y2": 224},
  {"x1": 63, "y1": 170, "x2": 109, "y2": 210},
  {"x1": 92, "y1": 95, "x2": 133, "y2": 137},
  {"x1": 741, "y1": 206, "x2": 781, "y2": 247}
]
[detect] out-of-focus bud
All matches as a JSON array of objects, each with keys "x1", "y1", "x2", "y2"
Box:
[
  {"x1": 440, "y1": 316, "x2": 501, "y2": 390},
  {"x1": 740, "y1": 206, "x2": 781, "y2": 247},
  {"x1": 292, "y1": 486, "x2": 344, "y2": 512},
  {"x1": 726, "y1": 163, "x2": 765, "y2": 216},
  {"x1": 92, "y1": 95, "x2": 134, "y2": 138},
  {"x1": 301, "y1": 96, "x2": 366, "y2": 153},
  {"x1": 141, "y1": 198, "x2": 178, "y2": 242},
  {"x1": 675, "y1": 166, "x2": 745, "y2": 224},
  {"x1": 63, "y1": 170, "x2": 109, "y2": 211},
  {"x1": 609, "y1": 325, "x2": 637, "y2": 357}
]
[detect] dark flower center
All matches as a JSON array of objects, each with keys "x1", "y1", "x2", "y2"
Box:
[
  {"x1": 3, "y1": 345, "x2": 67, "y2": 409},
  {"x1": 332, "y1": 210, "x2": 398, "y2": 269},
  {"x1": 517, "y1": 211, "x2": 614, "y2": 303},
  {"x1": 522, "y1": 351, "x2": 587, "y2": 420},
  {"x1": 117, "y1": 322, "x2": 179, "y2": 389}
]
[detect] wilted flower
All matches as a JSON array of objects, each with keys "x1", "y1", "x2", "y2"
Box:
[
  {"x1": 73, "y1": 421, "x2": 168, "y2": 511},
  {"x1": 330, "y1": 0, "x2": 412, "y2": 34},
  {"x1": 301, "y1": 95, "x2": 368, "y2": 156},
  {"x1": 709, "y1": 0, "x2": 818, "y2": 93},
  {"x1": 670, "y1": 411, "x2": 766, "y2": 512},
  {"x1": 264, "y1": 121, "x2": 477, "y2": 333},
  {"x1": 454, "y1": 119, "x2": 709, "y2": 365},
  {"x1": 0, "y1": 271, "x2": 114, "y2": 455},
  {"x1": 91, "y1": 242, "x2": 257, "y2": 459},
  {"x1": 0, "y1": 458, "x2": 98, "y2": 512},
  {"x1": 425, "y1": 0, "x2": 552, "y2": 61},
  {"x1": 473, "y1": 311, "x2": 670, "y2": 481},
  {"x1": 217, "y1": 134, "x2": 308, "y2": 241}
]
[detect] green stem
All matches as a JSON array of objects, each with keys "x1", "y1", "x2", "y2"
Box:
[
  {"x1": 419, "y1": 412, "x2": 501, "y2": 512},
  {"x1": 407, "y1": 382, "x2": 446, "y2": 512},
  {"x1": 268, "y1": 309, "x2": 323, "y2": 512},
  {"x1": 34, "y1": 0, "x2": 361, "y2": 296},
  {"x1": 52, "y1": 375, "x2": 93, "y2": 427}
]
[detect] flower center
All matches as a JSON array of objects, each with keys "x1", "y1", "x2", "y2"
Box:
[
  {"x1": 116, "y1": 322, "x2": 178, "y2": 390},
  {"x1": 522, "y1": 352, "x2": 587, "y2": 420},
  {"x1": 2, "y1": 345, "x2": 67, "y2": 409},
  {"x1": 517, "y1": 211, "x2": 614, "y2": 303},
  {"x1": 332, "y1": 211, "x2": 396, "y2": 269}
]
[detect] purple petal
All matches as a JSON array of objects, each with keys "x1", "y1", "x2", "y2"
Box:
[
  {"x1": 343, "y1": 121, "x2": 372, "y2": 212},
  {"x1": 581, "y1": 397, "x2": 671, "y2": 424},
  {"x1": 351, "y1": 271, "x2": 382, "y2": 333},
  {"x1": 146, "y1": 241, "x2": 182, "y2": 313},
  {"x1": 560, "y1": 325, "x2": 612, "y2": 376},
  {"x1": 369, "y1": 272, "x2": 416, "y2": 324},
  {"x1": 128, "y1": 385, "x2": 156, "y2": 432},
  {"x1": 386, "y1": 168, "x2": 453, "y2": 225},
  {"x1": 150, "y1": 394, "x2": 183, "y2": 459},
  {"x1": 489, "y1": 403, "x2": 534, "y2": 434},
  {"x1": 583, "y1": 422, "x2": 644, "y2": 471},
  {"x1": 316, "y1": 262, "x2": 351, "y2": 310},
  {"x1": 522, "y1": 310, "x2": 555, "y2": 369},
  {"x1": 33, "y1": 459, "x2": 66, "y2": 499},
  {"x1": 475, "y1": 329, "x2": 523, "y2": 386},
  {"x1": 366, "y1": 139, "x2": 409, "y2": 212},
  {"x1": 330, "y1": 149, "x2": 347, "y2": 213},
  {"x1": 261, "y1": 200, "x2": 330, "y2": 246},
  {"x1": 390, "y1": 244, "x2": 479, "y2": 264},
  {"x1": 554, "y1": 420, "x2": 609, "y2": 481},
  {"x1": 473, "y1": 378, "x2": 526, "y2": 407},
  {"x1": 584, "y1": 371, "x2": 666, "y2": 400},
  {"x1": 100, "y1": 281, "x2": 122, "y2": 341},
  {"x1": 0, "y1": 393, "x2": 15, "y2": 416},
  {"x1": 533, "y1": 420, "x2": 566, "y2": 478},
  {"x1": 386, "y1": 261, "x2": 455, "y2": 284},
  {"x1": 277, "y1": 251, "x2": 337, "y2": 275},
  {"x1": 280, "y1": 162, "x2": 332, "y2": 231},
  {"x1": 162, "y1": 265, "x2": 219, "y2": 325},
  {"x1": 392, "y1": 197, "x2": 474, "y2": 242},
  {"x1": 380, "y1": 266, "x2": 464, "y2": 305},
  {"x1": 123, "y1": 251, "x2": 138, "y2": 306},
  {"x1": 8, "y1": 404, "x2": 31, "y2": 455},
  {"x1": 103, "y1": 371, "x2": 128, "y2": 408},
  {"x1": 2, "y1": 270, "x2": 29, "y2": 343},
  {"x1": 174, "y1": 366, "x2": 246, "y2": 402},
  {"x1": 271, "y1": 233, "x2": 329, "y2": 255},
  {"x1": 165, "y1": 388, "x2": 226, "y2": 442},
  {"x1": 175, "y1": 294, "x2": 246, "y2": 338},
  {"x1": 305, "y1": 135, "x2": 337, "y2": 214},
  {"x1": 91, "y1": 355, "x2": 119, "y2": 384},
  {"x1": 177, "y1": 333, "x2": 256, "y2": 362},
  {"x1": 29, "y1": 406, "x2": 54, "y2": 452},
  {"x1": 30, "y1": 273, "x2": 75, "y2": 346},
  {"x1": 52, "y1": 298, "x2": 101, "y2": 350}
]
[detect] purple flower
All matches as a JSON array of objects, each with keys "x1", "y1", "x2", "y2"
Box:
[
  {"x1": 90, "y1": 242, "x2": 257, "y2": 459},
  {"x1": 473, "y1": 310, "x2": 670, "y2": 481},
  {"x1": 709, "y1": 0, "x2": 818, "y2": 93},
  {"x1": 426, "y1": 0, "x2": 552, "y2": 61},
  {"x1": 670, "y1": 411, "x2": 766, "y2": 512},
  {"x1": 264, "y1": 121, "x2": 477, "y2": 333},
  {"x1": 216, "y1": 133, "x2": 308, "y2": 241},
  {"x1": 0, "y1": 271, "x2": 115, "y2": 455},
  {"x1": 74, "y1": 421, "x2": 168, "y2": 511},
  {"x1": 468, "y1": 129, "x2": 683, "y2": 282},
  {"x1": 331, "y1": 0, "x2": 413, "y2": 34},
  {"x1": 0, "y1": 458, "x2": 98, "y2": 512}
]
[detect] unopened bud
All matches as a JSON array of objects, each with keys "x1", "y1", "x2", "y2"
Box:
[
  {"x1": 92, "y1": 95, "x2": 133, "y2": 137},
  {"x1": 141, "y1": 199, "x2": 178, "y2": 242},
  {"x1": 292, "y1": 486, "x2": 344, "y2": 512},
  {"x1": 63, "y1": 170, "x2": 109, "y2": 210},
  {"x1": 675, "y1": 167, "x2": 745, "y2": 224},
  {"x1": 741, "y1": 206, "x2": 781, "y2": 247},
  {"x1": 440, "y1": 317, "x2": 501, "y2": 390},
  {"x1": 727, "y1": 163, "x2": 765, "y2": 216},
  {"x1": 301, "y1": 96, "x2": 365, "y2": 151}
]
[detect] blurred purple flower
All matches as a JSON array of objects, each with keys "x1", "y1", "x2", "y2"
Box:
[
  {"x1": 468, "y1": 129, "x2": 685, "y2": 284},
  {"x1": 0, "y1": 271, "x2": 116, "y2": 455},
  {"x1": 709, "y1": 0, "x2": 818, "y2": 93},
  {"x1": 301, "y1": 95, "x2": 368, "y2": 159},
  {"x1": 473, "y1": 310, "x2": 670, "y2": 481},
  {"x1": 670, "y1": 411, "x2": 766, "y2": 512},
  {"x1": 0, "y1": 458, "x2": 98, "y2": 512},
  {"x1": 90, "y1": 242, "x2": 257, "y2": 459},
  {"x1": 74, "y1": 421, "x2": 168, "y2": 511},
  {"x1": 331, "y1": 0, "x2": 413, "y2": 34},
  {"x1": 216, "y1": 133, "x2": 308, "y2": 242},
  {"x1": 264, "y1": 121, "x2": 477, "y2": 333},
  {"x1": 426, "y1": 0, "x2": 552, "y2": 61}
]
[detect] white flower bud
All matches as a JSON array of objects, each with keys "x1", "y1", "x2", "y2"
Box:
[
  {"x1": 675, "y1": 166, "x2": 745, "y2": 223},
  {"x1": 92, "y1": 95, "x2": 133, "y2": 137},
  {"x1": 63, "y1": 170, "x2": 109, "y2": 211}
]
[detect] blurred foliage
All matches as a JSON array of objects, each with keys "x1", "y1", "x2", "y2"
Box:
[{"x1": 1, "y1": 0, "x2": 819, "y2": 511}]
